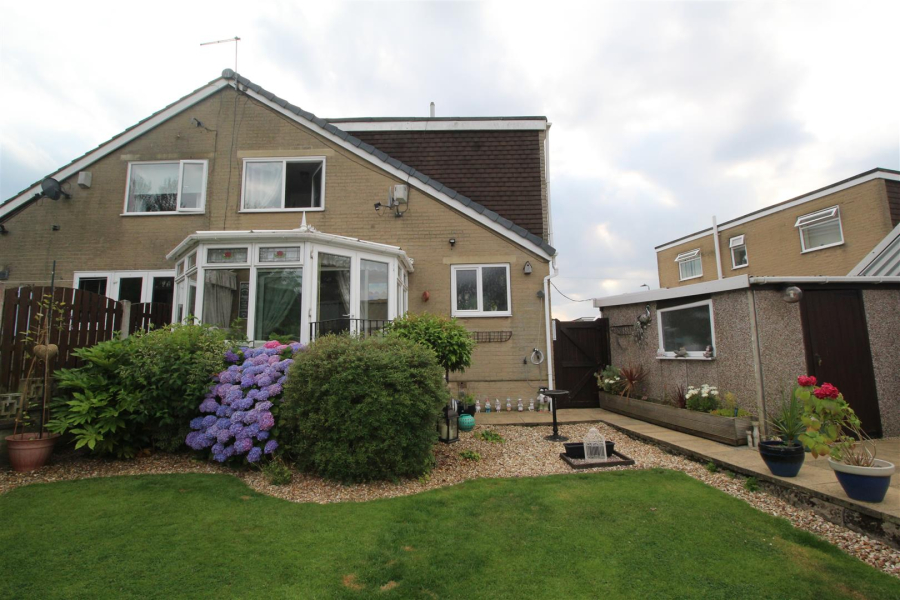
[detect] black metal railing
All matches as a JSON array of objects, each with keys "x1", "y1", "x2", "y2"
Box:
[{"x1": 309, "y1": 318, "x2": 392, "y2": 340}]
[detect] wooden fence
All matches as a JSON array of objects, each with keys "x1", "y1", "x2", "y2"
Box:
[{"x1": 0, "y1": 286, "x2": 171, "y2": 393}]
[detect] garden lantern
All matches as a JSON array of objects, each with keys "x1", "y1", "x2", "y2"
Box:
[
  {"x1": 583, "y1": 428, "x2": 607, "y2": 460},
  {"x1": 438, "y1": 400, "x2": 459, "y2": 443}
]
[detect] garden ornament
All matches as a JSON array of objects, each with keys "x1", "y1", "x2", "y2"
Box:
[
  {"x1": 33, "y1": 344, "x2": 59, "y2": 361},
  {"x1": 674, "y1": 347, "x2": 689, "y2": 358}
]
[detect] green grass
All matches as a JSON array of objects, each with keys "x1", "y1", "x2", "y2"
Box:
[{"x1": 1, "y1": 469, "x2": 897, "y2": 599}]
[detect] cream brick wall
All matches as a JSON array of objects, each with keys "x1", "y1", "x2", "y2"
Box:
[
  {"x1": 656, "y1": 179, "x2": 894, "y2": 288},
  {"x1": 0, "y1": 88, "x2": 552, "y2": 398}
]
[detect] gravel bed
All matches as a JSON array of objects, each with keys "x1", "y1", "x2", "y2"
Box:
[{"x1": 2, "y1": 422, "x2": 898, "y2": 578}]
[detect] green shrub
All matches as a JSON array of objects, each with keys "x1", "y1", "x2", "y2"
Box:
[
  {"x1": 596, "y1": 365, "x2": 624, "y2": 394},
  {"x1": 389, "y1": 313, "x2": 475, "y2": 381},
  {"x1": 744, "y1": 477, "x2": 759, "y2": 492},
  {"x1": 118, "y1": 323, "x2": 229, "y2": 452},
  {"x1": 48, "y1": 323, "x2": 230, "y2": 457},
  {"x1": 279, "y1": 335, "x2": 448, "y2": 483},
  {"x1": 476, "y1": 430, "x2": 505, "y2": 443},
  {"x1": 48, "y1": 339, "x2": 147, "y2": 458},
  {"x1": 685, "y1": 385, "x2": 720, "y2": 413},
  {"x1": 261, "y1": 458, "x2": 293, "y2": 486},
  {"x1": 705, "y1": 461, "x2": 718, "y2": 473}
]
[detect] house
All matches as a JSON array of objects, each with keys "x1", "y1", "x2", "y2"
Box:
[
  {"x1": 0, "y1": 69, "x2": 558, "y2": 400},
  {"x1": 656, "y1": 169, "x2": 900, "y2": 288}
]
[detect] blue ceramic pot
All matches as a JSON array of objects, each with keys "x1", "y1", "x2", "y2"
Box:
[{"x1": 458, "y1": 414, "x2": 475, "y2": 432}]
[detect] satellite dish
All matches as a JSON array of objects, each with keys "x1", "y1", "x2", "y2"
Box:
[{"x1": 41, "y1": 177, "x2": 70, "y2": 201}]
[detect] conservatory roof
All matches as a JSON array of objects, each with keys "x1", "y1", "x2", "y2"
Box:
[{"x1": 166, "y1": 225, "x2": 415, "y2": 272}]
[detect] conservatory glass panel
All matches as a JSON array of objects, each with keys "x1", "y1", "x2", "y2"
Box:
[
  {"x1": 203, "y1": 269, "x2": 249, "y2": 337},
  {"x1": 255, "y1": 269, "x2": 303, "y2": 342}
]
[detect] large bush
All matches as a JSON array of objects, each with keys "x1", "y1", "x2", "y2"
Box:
[
  {"x1": 48, "y1": 323, "x2": 231, "y2": 456},
  {"x1": 120, "y1": 324, "x2": 230, "y2": 452},
  {"x1": 389, "y1": 312, "x2": 475, "y2": 381},
  {"x1": 279, "y1": 335, "x2": 448, "y2": 483}
]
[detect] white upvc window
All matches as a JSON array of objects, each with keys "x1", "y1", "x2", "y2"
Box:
[
  {"x1": 729, "y1": 235, "x2": 748, "y2": 269},
  {"x1": 451, "y1": 264, "x2": 512, "y2": 317},
  {"x1": 657, "y1": 299, "x2": 716, "y2": 359},
  {"x1": 241, "y1": 157, "x2": 326, "y2": 212},
  {"x1": 124, "y1": 160, "x2": 207, "y2": 214},
  {"x1": 795, "y1": 206, "x2": 843, "y2": 252},
  {"x1": 74, "y1": 270, "x2": 176, "y2": 304},
  {"x1": 675, "y1": 249, "x2": 702, "y2": 281}
]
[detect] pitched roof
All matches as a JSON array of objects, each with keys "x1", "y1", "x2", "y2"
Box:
[
  {"x1": 849, "y1": 222, "x2": 900, "y2": 276},
  {"x1": 345, "y1": 129, "x2": 545, "y2": 238},
  {"x1": 1, "y1": 70, "x2": 556, "y2": 259}
]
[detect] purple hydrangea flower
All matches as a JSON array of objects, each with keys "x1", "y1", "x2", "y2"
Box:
[
  {"x1": 256, "y1": 375, "x2": 273, "y2": 388},
  {"x1": 267, "y1": 383, "x2": 283, "y2": 397},
  {"x1": 229, "y1": 422, "x2": 244, "y2": 435},
  {"x1": 264, "y1": 440, "x2": 279, "y2": 454},
  {"x1": 231, "y1": 411, "x2": 245, "y2": 423},
  {"x1": 190, "y1": 417, "x2": 205, "y2": 430},
  {"x1": 212, "y1": 442, "x2": 225, "y2": 455},
  {"x1": 201, "y1": 415, "x2": 217, "y2": 428},
  {"x1": 234, "y1": 437, "x2": 253, "y2": 453},
  {"x1": 257, "y1": 431, "x2": 269, "y2": 441},
  {"x1": 258, "y1": 411, "x2": 275, "y2": 430},
  {"x1": 240, "y1": 375, "x2": 255, "y2": 388},
  {"x1": 216, "y1": 428, "x2": 233, "y2": 444},
  {"x1": 255, "y1": 388, "x2": 270, "y2": 401},
  {"x1": 243, "y1": 409, "x2": 259, "y2": 424},
  {"x1": 199, "y1": 398, "x2": 220, "y2": 413},
  {"x1": 255, "y1": 401, "x2": 273, "y2": 412},
  {"x1": 247, "y1": 447, "x2": 263, "y2": 463},
  {"x1": 233, "y1": 397, "x2": 253, "y2": 411},
  {"x1": 216, "y1": 418, "x2": 231, "y2": 430},
  {"x1": 224, "y1": 350, "x2": 240, "y2": 363},
  {"x1": 246, "y1": 423, "x2": 260, "y2": 438}
]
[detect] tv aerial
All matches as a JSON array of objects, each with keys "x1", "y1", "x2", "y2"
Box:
[{"x1": 200, "y1": 36, "x2": 241, "y2": 72}]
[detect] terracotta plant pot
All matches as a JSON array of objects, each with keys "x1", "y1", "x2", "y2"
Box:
[{"x1": 5, "y1": 433, "x2": 59, "y2": 472}]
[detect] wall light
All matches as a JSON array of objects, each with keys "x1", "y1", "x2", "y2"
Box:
[{"x1": 449, "y1": 237, "x2": 456, "y2": 248}]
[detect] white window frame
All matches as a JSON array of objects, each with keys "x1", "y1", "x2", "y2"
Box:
[
  {"x1": 729, "y1": 235, "x2": 748, "y2": 270},
  {"x1": 240, "y1": 157, "x2": 327, "y2": 212},
  {"x1": 122, "y1": 160, "x2": 208, "y2": 215},
  {"x1": 656, "y1": 299, "x2": 716, "y2": 360},
  {"x1": 74, "y1": 270, "x2": 176, "y2": 303},
  {"x1": 675, "y1": 249, "x2": 703, "y2": 281},
  {"x1": 450, "y1": 263, "x2": 512, "y2": 318},
  {"x1": 795, "y1": 205, "x2": 844, "y2": 253}
]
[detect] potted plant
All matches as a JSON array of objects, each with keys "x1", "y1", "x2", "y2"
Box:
[
  {"x1": 797, "y1": 376, "x2": 895, "y2": 503},
  {"x1": 5, "y1": 292, "x2": 63, "y2": 472},
  {"x1": 758, "y1": 386, "x2": 805, "y2": 477}
]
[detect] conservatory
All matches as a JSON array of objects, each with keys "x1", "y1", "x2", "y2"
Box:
[{"x1": 166, "y1": 225, "x2": 412, "y2": 344}]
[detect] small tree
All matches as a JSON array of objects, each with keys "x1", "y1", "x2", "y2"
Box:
[{"x1": 389, "y1": 313, "x2": 475, "y2": 382}]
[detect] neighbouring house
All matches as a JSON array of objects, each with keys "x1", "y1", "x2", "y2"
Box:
[
  {"x1": 593, "y1": 275, "x2": 900, "y2": 438},
  {"x1": 0, "y1": 69, "x2": 558, "y2": 400},
  {"x1": 656, "y1": 168, "x2": 900, "y2": 287}
]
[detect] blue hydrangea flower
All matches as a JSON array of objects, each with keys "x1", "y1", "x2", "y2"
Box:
[
  {"x1": 199, "y1": 398, "x2": 220, "y2": 413},
  {"x1": 212, "y1": 442, "x2": 225, "y2": 455},
  {"x1": 215, "y1": 405, "x2": 228, "y2": 417},
  {"x1": 246, "y1": 423, "x2": 261, "y2": 438},
  {"x1": 255, "y1": 388, "x2": 270, "y2": 401},
  {"x1": 234, "y1": 437, "x2": 253, "y2": 454},
  {"x1": 247, "y1": 447, "x2": 263, "y2": 463},
  {"x1": 190, "y1": 417, "x2": 205, "y2": 430},
  {"x1": 231, "y1": 411, "x2": 245, "y2": 423},
  {"x1": 213, "y1": 452, "x2": 228, "y2": 463},
  {"x1": 216, "y1": 418, "x2": 231, "y2": 430},
  {"x1": 201, "y1": 415, "x2": 217, "y2": 428},
  {"x1": 216, "y1": 428, "x2": 233, "y2": 444},
  {"x1": 243, "y1": 409, "x2": 259, "y2": 424},
  {"x1": 258, "y1": 411, "x2": 275, "y2": 430},
  {"x1": 257, "y1": 431, "x2": 269, "y2": 441},
  {"x1": 224, "y1": 350, "x2": 240, "y2": 363},
  {"x1": 264, "y1": 440, "x2": 279, "y2": 454},
  {"x1": 255, "y1": 401, "x2": 273, "y2": 412},
  {"x1": 267, "y1": 384, "x2": 283, "y2": 397}
]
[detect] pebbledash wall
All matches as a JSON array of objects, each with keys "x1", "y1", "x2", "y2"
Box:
[
  {"x1": 601, "y1": 287, "x2": 900, "y2": 437},
  {"x1": 0, "y1": 86, "x2": 552, "y2": 399}
]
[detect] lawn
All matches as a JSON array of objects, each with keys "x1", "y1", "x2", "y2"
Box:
[{"x1": 1, "y1": 469, "x2": 897, "y2": 599}]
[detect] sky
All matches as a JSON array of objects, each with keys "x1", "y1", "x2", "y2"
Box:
[{"x1": 1, "y1": 0, "x2": 898, "y2": 320}]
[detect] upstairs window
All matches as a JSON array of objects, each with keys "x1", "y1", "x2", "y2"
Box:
[
  {"x1": 242, "y1": 158, "x2": 325, "y2": 211},
  {"x1": 451, "y1": 264, "x2": 511, "y2": 317},
  {"x1": 795, "y1": 206, "x2": 843, "y2": 252},
  {"x1": 675, "y1": 249, "x2": 702, "y2": 281},
  {"x1": 729, "y1": 235, "x2": 748, "y2": 269},
  {"x1": 125, "y1": 160, "x2": 207, "y2": 213}
]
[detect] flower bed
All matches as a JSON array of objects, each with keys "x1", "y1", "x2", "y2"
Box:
[{"x1": 598, "y1": 391, "x2": 754, "y2": 445}]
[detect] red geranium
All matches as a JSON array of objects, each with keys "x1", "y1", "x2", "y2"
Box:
[
  {"x1": 797, "y1": 375, "x2": 817, "y2": 387},
  {"x1": 813, "y1": 383, "x2": 840, "y2": 399}
]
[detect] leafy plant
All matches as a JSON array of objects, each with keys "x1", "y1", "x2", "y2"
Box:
[
  {"x1": 795, "y1": 376, "x2": 875, "y2": 467},
  {"x1": 671, "y1": 383, "x2": 687, "y2": 409},
  {"x1": 48, "y1": 339, "x2": 147, "y2": 458},
  {"x1": 685, "y1": 384, "x2": 719, "y2": 413},
  {"x1": 261, "y1": 457, "x2": 293, "y2": 486},
  {"x1": 476, "y1": 430, "x2": 505, "y2": 443},
  {"x1": 618, "y1": 364, "x2": 646, "y2": 399},
  {"x1": 389, "y1": 313, "x2": 475, "y2": 382},
  {"x1": 768, "y1": 385, "x2": 805, "y2": 446},
  {"x1": 459, "y1": 450, "x2": 481, "y2": 462},
  {"x1": 744, "y1": 477, "x2": 759, "y2": 492},
  {"x1": 120, "y1": 323, "x2": 231, "y2": 452},
  {"x1": 726, "y1": 470, "x2": 736, "y2": 479},
  {"x1": 705, "y1": 461, "x2": 718, "y2": 473},
  {"x1": 279, "y1": 335, "x2": 448, "y2": 483},
  {"x1": 596, "y1": 365, "x2": 624, "y2": 394}
]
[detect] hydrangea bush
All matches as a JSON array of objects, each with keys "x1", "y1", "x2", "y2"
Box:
[{"x1": 185, "y1": 340, "x2": 304, "y2": 463}]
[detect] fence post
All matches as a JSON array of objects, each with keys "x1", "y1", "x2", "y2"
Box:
[{"x1": 120, "y1": 300, "x2": 131, "y2": 340}]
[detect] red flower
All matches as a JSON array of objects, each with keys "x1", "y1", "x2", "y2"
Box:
[
  {"x1": 813, "y1": 383, "x2": 840, "y2": 399},
  {"x1": 797, "y1": 375, "x2": 817, "y2": 387}
]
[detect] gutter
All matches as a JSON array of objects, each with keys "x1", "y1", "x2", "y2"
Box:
[
  {"x1": 544, "y1": 258, "x2": 559, "y2": 390},
  {"x1": 749, "y1": 276, "x2": 900, "y2": 285},
  {"x1": 712, "y1": 215, "x2": 723, "y2": 280}
]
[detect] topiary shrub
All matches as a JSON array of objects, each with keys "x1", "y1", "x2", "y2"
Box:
[
  {"x1": 389, "y1": 312, "x2": 475, "y2": 382},
  {"x1": 279, "y1": 335, "x2": 448, "y2": 483}
]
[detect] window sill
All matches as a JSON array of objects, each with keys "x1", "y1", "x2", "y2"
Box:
[
  {"x1": 452, "y1": 312, "x2": 513, "y2": 319},
  {"x1": 678, "y1": 274, "x2": 703, "y2": 282},
  {"x1": 801, "y1": 241, "x2": 844, "y2": 254},
  {"x1": 731, "y1": 264, "x2": 748, "y2": 270},
  {"x1": 656, "y1": 355, "x2": 715, "y2": 361},
  {"x1": 121, "y1": 211, "x2": 205, "y2": 217},
  {"x1": 239, "y1": 208, "x2": 325, "y2": 213}
]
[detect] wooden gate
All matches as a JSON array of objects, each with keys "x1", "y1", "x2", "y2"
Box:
[
  {"x1": 553, "y1": 319, "x2": 610, "y2": 409},
  {"x1": 799, "y1": 289, "x2": 883, "y2": 437}
]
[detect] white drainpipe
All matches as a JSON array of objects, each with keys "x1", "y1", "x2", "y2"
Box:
[
  {"x1": 712, "y1": 215, "x2": 723, "y2": 280},
  {"x1": 543, "y1": 258, "x2": 559, "y2": 390}
]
